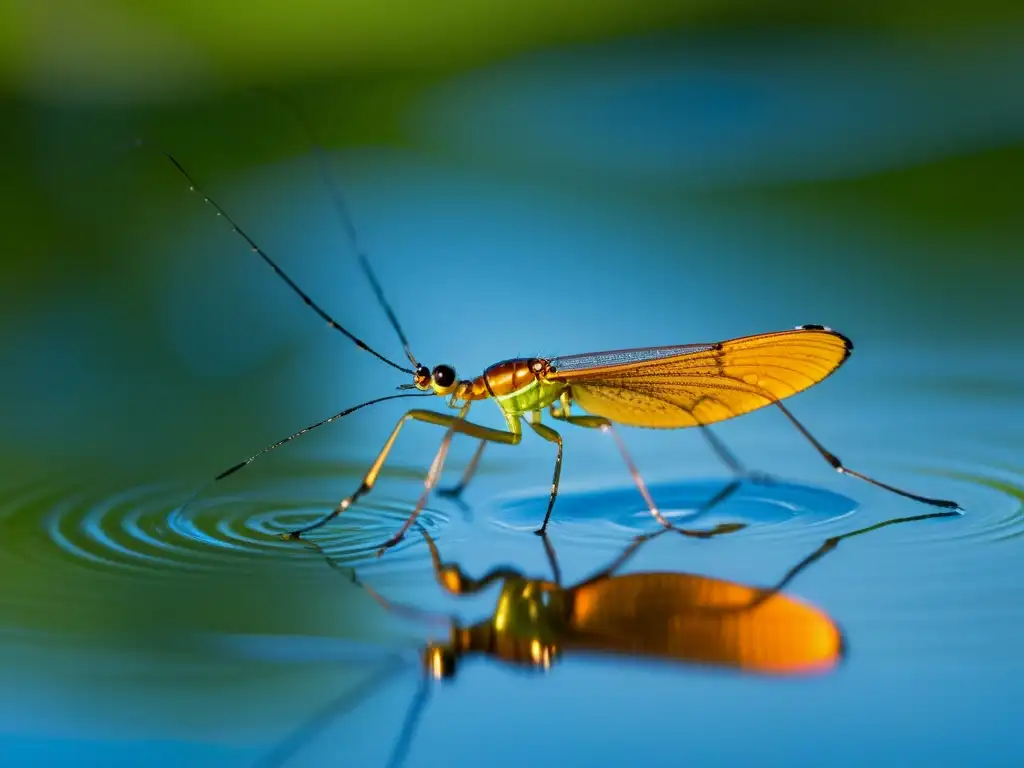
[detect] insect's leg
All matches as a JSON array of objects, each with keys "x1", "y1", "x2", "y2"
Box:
[
  {"x1": 286, "y1": 407, "x2": 521, "y2": 540},
  {"x1": 436, "y1": 439, "x2": 487, "y2": 498},
  {"x1": 550, "y1": 414, "x2": 676, "y2": 529},
  {"x1": 700, "y1": 425, "x2": 746, "y2": 474},
  {"x1": 527, "y1": 412, "x2": 564, "y2": 536},
  {"x1": 699, "y1": 425, "x2": 774, "y2": 485},
  {"x1": 773, "y1": 401, "x2": 961, "y2": 510},
  {"x1": 553, "y1": 414, "x2": 747, "y2": 535},
  {"x1": 377, "y1": 413, "x2": 523, "y2": 555},
  {"x1": 548, "y1": 391, "x2": 572, "y2": 420}
]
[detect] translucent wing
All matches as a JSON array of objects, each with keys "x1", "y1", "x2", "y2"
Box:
[
  {"x1": 546, "y1": 327, "x2": 852, "y2": 428},
  {"x1": 549, "y1": 343, "x2": 719, "y2": 372}
]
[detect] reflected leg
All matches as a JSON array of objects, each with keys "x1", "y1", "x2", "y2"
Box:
[
  {"x1": 417, "y1": 526, "x2": 536, "y2": 595},
  {"x1": 572, "y1": 519, "x2": 746, "y2": 590},
  {"x1": 293, "y1": 536, "x2": 458, "y2": 626},
  {"x1": 746, "y1": 509, "x2": 961, "y2": 611},
  {"x1": 540, "y1": 533, "x2": 563, "y2": 586}
]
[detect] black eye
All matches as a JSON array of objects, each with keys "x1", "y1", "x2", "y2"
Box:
[
  {"x1": 415, "y1": 365, "x2": 430, "y2": 378},
  {"x1": 432, "y1": 365, "x2": 456, "y2": 388}
]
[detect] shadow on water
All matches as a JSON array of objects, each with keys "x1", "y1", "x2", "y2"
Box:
[{"x1": 254, "y1": 509, "x2": 959, "y2": 768}]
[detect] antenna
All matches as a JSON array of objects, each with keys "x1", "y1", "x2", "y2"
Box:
[
  {"x1": 177, "y1": 392, "x2": 432, "y2": 515},
  {"x1": 264, "y1": 88, "x2": 419, "y2": 368},
  {"x1": 155, "y1": 146, "x2": 414, "y2": 375}
]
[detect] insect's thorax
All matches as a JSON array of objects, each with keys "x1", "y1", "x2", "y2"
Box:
[
  {"x1": 463, "y1": 578, "x2": 565, "y2": 669},
  {"x1": 471, "y1": 358, "x2": 566, "y2": 415}
]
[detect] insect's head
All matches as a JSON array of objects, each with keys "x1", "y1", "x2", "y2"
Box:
[
  {"x1": 423, "y1": 642, "x2": 458, "y2": 680},
  {"x1": 410, "y1": 363, "x2": 459, "y2": 396}
]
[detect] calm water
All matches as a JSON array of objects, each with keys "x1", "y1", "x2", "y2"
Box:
[{"x1": 3, "y1": 29, "x2": 1023, "y2": 768}]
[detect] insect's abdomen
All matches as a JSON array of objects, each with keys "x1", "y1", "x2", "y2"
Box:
[{"x1": 477, "y1": 358, "x2": 566, "y2": 415}]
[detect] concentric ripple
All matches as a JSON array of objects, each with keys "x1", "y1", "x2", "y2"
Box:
[
  {"x1": 490, "y1": 461, "x2": 1024, "y2": 550},
  {"x1": 494, "y1": 478, "x2": 858, "y2": 542},
  {"x1": 0, "y1": 470, "x2": 449, "y2": 585}
]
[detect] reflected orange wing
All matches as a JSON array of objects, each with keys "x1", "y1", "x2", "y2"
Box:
[
  {"x1": 566, "y1": 572, "x2": 843, "y2": 675},
  {"x1": 545, "y1": 327, "x2": 852, "y2": 428}
]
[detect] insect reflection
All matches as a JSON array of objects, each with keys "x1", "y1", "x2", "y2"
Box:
[{"x1": 258, "y1": 509, "x2": 957, "y2": 768}]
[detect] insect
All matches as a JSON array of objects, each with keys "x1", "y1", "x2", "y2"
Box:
[
  {"x1": 162, "y1": 137, "x2": 960, "y2": 556},
  {"x1": 257, "y1": 509, "x2": 958, "y2": 768}
]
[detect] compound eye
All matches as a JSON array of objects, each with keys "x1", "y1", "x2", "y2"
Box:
[
  {"x1": 415, "y1": 364, "x2": 430, "y2": 379},
  {"x1": 432, "y1": 365, "x2": 456, "y2": 389}
]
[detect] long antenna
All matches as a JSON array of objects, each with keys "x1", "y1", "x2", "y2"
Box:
[
  {"x1": 178, "y1": 392, "x2": 431, "y2": 516},
  {"x1": 157, "y1": 148, "x2": 414, "y2": 375},
  {"x1": 264, "y1": 88, "x2": 419, "y2": 368},
  {"x1": 212, "y1": 392, "x2": 432, "y2": 483}
]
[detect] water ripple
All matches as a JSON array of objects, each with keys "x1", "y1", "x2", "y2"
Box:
[
  {"x1": 0, "y1": 472, "x2": 449, "y2": 585},
  {"x1": 493, "y1": 478, "x2": 858, "y2": 543},
  {"x1": 489, "y1": 461, "x2": 1024, "y2": 551}
]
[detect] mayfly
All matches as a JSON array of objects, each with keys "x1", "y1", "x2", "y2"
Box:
[
  {"x1": 256, "y1": 509, "x2": 957, "y2": 768},
  {"x1": 161, "y1": 141, "x2": 960, "y2": 555}
]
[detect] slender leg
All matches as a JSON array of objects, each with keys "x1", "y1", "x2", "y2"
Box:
[
  {"x1": 774, "y1": 401, "x2": 961, "y2": 510},
  {"x1": 745, "y1": 510, "x2": 961, "y2": 612},
  {"x1": 549, "y1": 412, "x2": 751, "y2": 534},
  {"x1": 687, "y1": 479, "x2": 744, "y2": 523},
  {"x1": 700, "y1": 425, "x2": 747, "y2": 475},
  {"x1": 285, "y1": 405, "x2": 522, "y2": 542},
  {"x1": 573, "y1": 519, "x2": 746, "y2": 590},
  {"x1": 417, "y1": 526, "x2": 531, "y2": 595},
  {"x1": 385, "y1": 677, "x2": 431, "y2": 768},
  {"x1": 293, "y1": 536, "x2": 458, "y2": 625},
  {"x1": 379, "y1": 412, "x2": 528, "y2": 555},
  {"x1": 254, "y1": 659, "x2": 410, "y2": 768},
  {"x1": 540, "y1": 533, "x2": 563, "y2": 586},
  {"x1": 700, "y1": 425, "x2": 774, "y2": 485},
  {"x1": 551, "y1": 413, "x2": 678, "y2": 531},
  {"x1": 436, "y1": 439, "x2": 487, "y2": 498},
  {"x1": 527, "y1": 414, "x2": 564, "y2": 535},
  {"x1": 549, "y1": 391, "x2": 573, "y2": 419},
  {"x1": 379, "y1": 427, "x2": 457, "y2": 556}
]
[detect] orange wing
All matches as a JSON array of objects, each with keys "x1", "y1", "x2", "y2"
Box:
[{"x1": 545, "y1": 326, "x2": 852, "y2": 428}]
